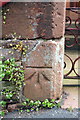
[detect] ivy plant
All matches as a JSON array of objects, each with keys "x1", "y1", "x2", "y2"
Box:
[
  {"x1": 19, "y1": 98, "x2": 61, "y2": 113},
  {"x1": 0, "y1": 111, "x2": 5, "y2": 116},
  {"x1": 0, "y1": 101, "x2": 6, "y2": 108},
  {"x1": 0, "y1": 58, "x2": 61, "y2": 117},
  {"x1": 0, "y1": 58, "x2": 24, "y2": 101}
]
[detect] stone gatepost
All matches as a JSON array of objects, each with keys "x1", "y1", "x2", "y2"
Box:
[
  {"x1": 2, "y1": 2, "x2": 66, "y2": 101},
  {"x1": 22, "y1": 2, "x2": 66, "y2": 101}
]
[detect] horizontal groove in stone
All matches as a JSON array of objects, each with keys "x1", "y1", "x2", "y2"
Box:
[
  {"x1": 0, "y1": 36, "x2": 63, "y2": 41},
  {"x1": 26, "y1": 66, "x2": 52, "y2": 69}
]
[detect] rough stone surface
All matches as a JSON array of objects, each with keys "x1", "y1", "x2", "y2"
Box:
[
  {"x1": 0, "y1": 40, "x2": 21, "y2": 61},
  {"x1": 24, "y1": 68, "x2": 54, "y2": 100},
  {"x1": 22, "y1": 38, "x2": 64, "y2": 68},
  {"x1": 0, "y1": 39, "x2": 64, "y2": 100},
  {"x1": 0, "y1": 48, "x2": 21, "y2": 61},
  {"x1": 1, "y1": 2, "x2": 65, "y2": 101},
  {"x1": 0, "y1": 40, "x2": 38, "y2": 61},
  {"x1": 3, "y1": 108, "x2": 79, "y2": 119},
  {"x1": 23, "y1": 38, "x2": 64, "y2": 100},
  {"x1": 7, "y1": 104, "x2": 19, "y2": 112},
  {"x1": 2, "y1": 2, "x2": 65, "y2": 39},
  {"x1": 62, "y1": 87, "x2": 79, "y2": 109}
]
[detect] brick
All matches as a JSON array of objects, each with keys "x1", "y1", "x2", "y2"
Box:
[{"x1": 2, "y1": 2, "x2": 65, "y2": 39}]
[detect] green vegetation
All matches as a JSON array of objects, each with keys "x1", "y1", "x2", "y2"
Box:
[
  {"x1": 0, "y1": 58, "x2": 61, "y2": 117},
  {"x1": 19, "y1": 98, "x2": 61, "y2": 113},
  {"x1": 0, "y1": 58, "x2": 24, "y2": 101},
  {"x1": 0, "y1": 111, "x2": 5, "y2": 116},
  {"x1": 9, "y1": 40, "x2": 28, "y2": 56},
  {"x1": 67, "y1": 106, "x2": 73, "y2": 112},
  {"x1": 1, "y1": 8, "x2": 10, "y2": 24},
  {"x1": 0, "y1": 101, "x2": 6, "y2": 108}
]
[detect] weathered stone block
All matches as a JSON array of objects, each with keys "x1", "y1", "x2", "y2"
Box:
[
  {"x1": 0, "y1": 40, "x2": 21, "y2": 61},
  {"x1": 22, "y1": 38, "x2": 64, "y2": 68},
  {"x1": 0, "y1": 40, "x2": 39, "y2": 61},
  {"x1": 23, "y1": 38, "x2": 64, "y2": 100},
  {"x1": 24, "y1": 68, "x2": 54, "y2": 100},
  {"x1": 0, "y1": 48, "x2": 21, "y2": 61},
  {"x1": 1, "y1": 2, "x2": 65, "y2": 101},
  {"x1": 2, "y1": 2, "x2": 65, "y2": 39}
]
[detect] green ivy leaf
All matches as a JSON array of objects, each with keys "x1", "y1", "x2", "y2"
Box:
[
  {"x1": 26, "y1": 109, "x2": 30, "y2": 113},
  {"x1": 0, "y1": 61, "x2": 2, "y2": 65},
  {"x1": 0, "y1": 101, "x2": 6, "y2": 106},
  {"x1": 0, "y1": 78, "x2": 2, "y2": 81},
  {"x1": 0, "y1": 73, "x2": 5, "y2": 78},
  {"x1": 0, "y1": 111, "x2": 5, "y2": 116},
  {"x1": 26, "y1": 98, "x2": 30, "y2": 103},
  {"x1": 4, "y1": 59, "x2": 10, "y2": 64},
  {"x1": 6, "y1": 71, "x2": 12, "y2": 75},
  {"x1": 1, "y1": 58, "x2": 24, "y2": 102},
  {"x1": 56, "y1": 102, "x2": 61, "y2": 108},
  {"x1": 51, "y1": 99, "x2": 55, "y2": 103},
  {"x1": 6, "y1": 93, "x2": 13, "y2": 99},
  {"x1": 36, "y1": 108, "x2": 39, "y2": 111},
  {"x1": 22, "y1": 102, "x2": 27, "y2": 106}
]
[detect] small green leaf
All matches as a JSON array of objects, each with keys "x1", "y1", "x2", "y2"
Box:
[
  {"x1": 22, "y1": 102, "x2": 27, "y2": 106},
  {"x1": 26, "y1": 109, "x2": 30, "y2": 113},
  {"x1": 0, "y1": 73, "x2": 5, "y2": 78},
  {"x1": 6, "y1": 93, "x2": 13, "y2": 99},
  {"x1": 3, "y1": 21, "x2": 6, "y2": 24},
  {"x1": 20, "y1": 110, "x2": 23, "y2": 112},
  {"x1": 0, "y1": 61, "x2": 2, "y2": 65},
  {"x1": 13, "y1": 32, "x2": 16, "y2": 35},
  {"x1": 44, "y1": 99, "x2": 49, "y2": 103},
  {"x1": 3, "y1": 16, "x2": 6, "y2": 20},
  {"x1": 51, "y1": 99, "x2": 55, "y2": 102},
  {"x1": 4, "y1": 59, "x2": 10, "y2": 64},
  {"x1": 26, "y1": 98, "x2": 30, "y2": 102},
  {"x1": 67, "y1": 106, "x2": 73, "y2": 112},
  {"x1": 36, "y1": 108, "x2": 39, "y2": 111},
  {"x1": 0, "y1": 78, "x2": 2, "y2": 81},
  {"x1": 0, "y1": 111, "x2": 5, "y2": 116},
  {"x1": 0, "y1": 101, "x2": 6, "y2": 106},
  {"x1": 6, "y1": 71, "x2": 12, "y2": 75},
  {"x1": 31, "y1": 108, "x2": 34, "y2": 111},
  {"x1": 56, "y1": 102, "x2": 61, "y2": 108}
]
